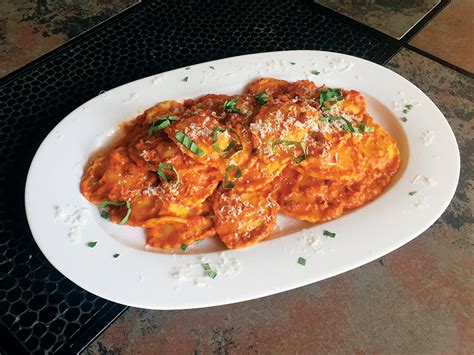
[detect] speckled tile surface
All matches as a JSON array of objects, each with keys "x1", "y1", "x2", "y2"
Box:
[
  {"x1": 0, "y1": 0, "x2": 137, "y2": 78},
  {"x1": 83, "y1": 48, "x2": 473, "y2": 354},
  {"x1": 314, "y1": 0, "x2": 440, "y2": 38},
  {"x1": 410, "y1": 0, "x2": 474, "y2": 73}
]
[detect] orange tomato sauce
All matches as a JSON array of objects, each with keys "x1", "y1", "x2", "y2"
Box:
[{"x1": 80, "y1": 78, "x2": 400, "y2": 249}]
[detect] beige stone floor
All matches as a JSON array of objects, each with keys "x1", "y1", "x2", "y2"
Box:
[
  {"x1": 315, "y1": 0, "x2": 441, "y2": 38},
  {"x1": 410, "y1": 0, "x2": 474, "y2": 72}
]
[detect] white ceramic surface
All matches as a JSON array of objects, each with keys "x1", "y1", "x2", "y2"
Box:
[{"x1": 25, "y1": 51, "x2": 460, "y2": 309}]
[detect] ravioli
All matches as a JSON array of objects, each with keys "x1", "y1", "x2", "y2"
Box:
[{"x1": 80, "y1": 77, "x2": 400, "y2": 250}]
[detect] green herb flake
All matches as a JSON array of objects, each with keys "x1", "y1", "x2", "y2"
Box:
[
  {"x1": 175, "y1": 130, "x2": 205, "y2": 157},
  {"x1": 358, "y1": 122, "x2": 374, "y2": 133},
  {"x1": 223, "y1": 97, "x2": 241, "y2": 113},
  {"x1": 100, "y1": 200, "x2": 132, "y2": 225},
  {"x1": 201, "y1": 262, "x2": 217, "y2": 278},
  {"x1": 223, "y1": 164, "x2": 242, "y2": 190},
  {"x1": 403, "y1": 104, "x2": 414, "y2": 114},
  {"x1": 320, "y1": 116, "x2": 342, "y2": 123},
  {"x1": 254, "y1": 92, "x2": 269, "y2": 106},
  {"x1": 87, "y1": 241, "x2": 97, "y2": 248},
  {"x1": 212, "y1": 127, "x2": 243, "y2": 158},
  {"x1": 180, "y1": 243, "x2": 188, "y2": 251},
  {"x1": 148, "y1": 115, "x2": 177, "y2": 136},
  {"x1": 297, "y1": 257, "x2": 306, "y2": 266},
  {"x1": 272, "y1": 141, "x2": 306, "y2": 164},
  {"x1": 323, "y1": 230, "x2": 336, "y2": 238},
  {"x1": 121, "y1": 201, "x2": 132, "y2": 225},
  {"x1": 185, "y1": 67, "x2": 191, "y2": 70},
  {"x1": 311, "y1": 70, "x2": 320, "y2": 75},
  {"x1": 182, "y1": 76, "x2": 188, "y2": 82},
  {"x1": 113, "y1": 253, "x2": 120, "y2": 258},
  {"x1": 400, "y1": 116, "x2": 408, "y2": 123},
  {"x1": 294, "y1": 155, "x2": 306, "y2": 164},
  {"x1": 209, "y1": 65, "x2": 215, "y2": 69},
  {"x1": 340, "y1": 117, "x2": 358, "y2": 133},
  {"x1": 157, "y1": 162, "x2": 180, "y2": 184},
  {"x1": 100, "y1": 210, "x2": 109, "y2": 219},
  {"x1": 319, "y1": 88, "x2": 343, "y2": 111},
  {"x1": 290, "y1": 62, "x2": 296, "y2": 65},
  {"x1": 409, "y1": 191, "x2": 417, "y2": 196}
]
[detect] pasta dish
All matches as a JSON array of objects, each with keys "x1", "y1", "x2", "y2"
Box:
[{"x1": 80, "y1": 78, "x2": 400, "y2": 249}]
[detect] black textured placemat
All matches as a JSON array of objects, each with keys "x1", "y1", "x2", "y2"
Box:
[{"x1": 0, "y1": 0, "x2": 399, "y2": 353}]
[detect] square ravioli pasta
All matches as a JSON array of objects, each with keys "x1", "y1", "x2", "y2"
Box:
[{"x1": 80, "y1": 78, "x2": 400, "y2": 249}]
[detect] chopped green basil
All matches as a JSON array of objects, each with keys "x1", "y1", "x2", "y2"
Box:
[
  {"x1": 340, "y1": 117, "x2": 359, "y2": 133},
  {"x1": 319, "y1": 88, "x2": 343, "y2": 111},
  {"x1": 311, "y1": 70, "x2": 320, "y2": 75},
  {"x1": 297, "y1": 257, "x2": 306, "y2": 266},
  {"x1": 294, "y1": 155, "x2": 306, "y2": 164},
  {"x1": 358, "y1": 122, "x2": 374, "y2": 133},
  {"x1": 223, "y1": 97, "x2": 241, "y2": 113},
  {"x1": 272, "y1": 140, "x2": 300, "y2": 147},
  {"x1": 323, "y1": 230, "x2": 336, "y2": 238},
  {"x1": 113, "y1": 253, "x2": 120, "y2": 258},
  {"x1": 400, "y1": 116, "x2": 408, "y2": 123},
  {"x1": 157, "y1": 163, "x2": 180, "y2": 184},
  {"x1": 255, "y1": 92, "x2": 269, "y2": 106},
  {"x1": 100, "y1": 200, "x2": 132, "y2": 225},
  {"x1": 272, "y1": 141, "x2": 306, "y2": 164},
  {"x1": 87, "y1": 241, "x2": 97, "y2": 248},
  {"x1": 201, "y1": 263, "x2": 217, "y2": 278},
  {"x1": 209, "y1": 65, "x2": 215, "y2": 69},
  {"x1": 290, "y1": 62, "x2": 296, "y2": 65},
  {"x1": 403, "y1": 104, "x2": 414, "y2": 114},
  {"x1": 175, "y1": 130, "x2": 205, "y2": 157},
  {"x1": 121, "y1": 201, "x2": 132, "y2": 225},
  {"x1": 180, "y1": 243, "x2": 188, "y2": 251},
  {"x1": 223, "y1": 164, "x2": 242, "y2": 190},
  {"x1": 212, "y1": 127, "x2": 243, "y2": 158},
  {"x1": 182, "y1": 76, "x2": 188, "y2": 82},
  {"x1": 409, "y1": 191, "x2": 417, "y2": 196},
  {"x1": 148, "y1": 115, "x2": 177, "y2": 136},
  {"x1": 185, "y1": 67, "x2": 191, "y2": 70},
  {"x1": 100, "y1": 210, "x2": 109, "y2": 219},
  {"x1": 320, "y1": 116, "x2": 342, "y2": 123}
]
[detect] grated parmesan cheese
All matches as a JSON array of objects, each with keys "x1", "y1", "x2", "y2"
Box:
[
  {"x1": 151, "y1": 74, "x2": 166, "y2": 85},
  {"x1": 171, "y1": 252, "x2": 241, "y2": 287},
  {"x1": 412, "y1": 174, "x2": 436, "y2": 186},
  {"x1": 55, "y1": 205, "x2": 88, "y2": 244},
  {"x1": 420, "y1": 130, "x2": 435, "y2": 146},
  {"x1": 298, "y1": 229, "x2": 326, "y2": 254}
]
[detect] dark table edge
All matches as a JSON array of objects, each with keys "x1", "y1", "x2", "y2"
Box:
[{"x1": 56, "y1": 303, "x2": 128, "y2": 354}]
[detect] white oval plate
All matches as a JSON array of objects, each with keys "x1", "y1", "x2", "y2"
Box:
[{"x1": 25, "y1": 51, "x2": 459, "y2": 309}]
